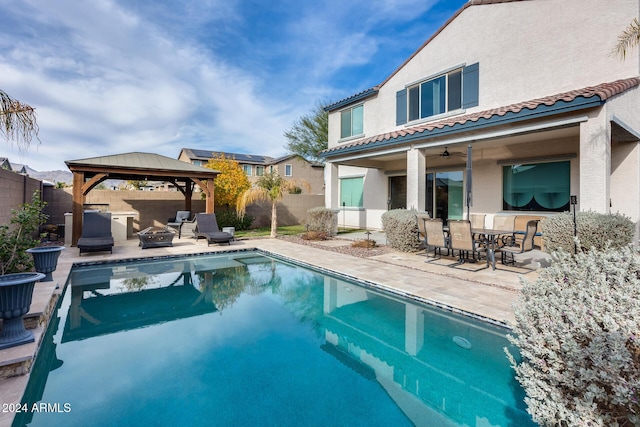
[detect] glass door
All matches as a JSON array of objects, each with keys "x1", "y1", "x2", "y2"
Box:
[
  {"x1": 388, "y1": 176, "x2": 407, "y2": 210},
  {"x1": 425, "y1": 171, "x2": 463, "y2": 221}
]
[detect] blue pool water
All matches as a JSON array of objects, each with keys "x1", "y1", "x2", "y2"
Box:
[{"x1": 14, "y1": 251, "x2": 535, "y2": 426}]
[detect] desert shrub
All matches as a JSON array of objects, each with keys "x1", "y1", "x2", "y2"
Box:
[
  {"x1": 306, "y1": 207, "x2": 336, "y2": 235},
  {"x1": 542, "y1": 211, "x2": 635, "y2": 253},
  {"x1": 215, "y1": 209, "x2": 254, "y2": 231},
  {"x1": 351, "y1": 239, "x2": 377, "y2": 248},
  {"x1": 507, "y1": 245, "x2": 640, "y2": 426},
  {"x1": 381, "y1": 209, "x2": 421, "y2": 252},
  {"x1": 301, "y1": 230, "x2": 328, "y2": 241}
]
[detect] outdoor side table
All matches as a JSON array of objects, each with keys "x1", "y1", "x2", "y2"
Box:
[{"x1": 138, "y1": 227, "x2": 176, "y2": 249}]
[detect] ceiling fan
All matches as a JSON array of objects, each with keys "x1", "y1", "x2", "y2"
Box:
[{"x1": 427, "y1": 147, "x2": 465, "y2": 159}]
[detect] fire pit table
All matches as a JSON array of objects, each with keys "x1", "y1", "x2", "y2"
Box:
[{"x1": 138, "y1": 227, "x2": 176, "y2": 249}]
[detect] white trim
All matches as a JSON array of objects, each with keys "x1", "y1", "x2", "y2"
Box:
[
  {"x1": 334, "y1": 146, "x2": 411, "y2": 163},
  {"x1": 338, "y1": 174, "x2": 366, "y2": 179},
  {"x1": 413, "y1": 115, "x2": 590, "y2": 150}
]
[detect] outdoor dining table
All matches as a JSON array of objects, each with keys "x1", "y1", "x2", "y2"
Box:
[{"x1": 472, "y1": 228, "x2": 514, "y2": 270}]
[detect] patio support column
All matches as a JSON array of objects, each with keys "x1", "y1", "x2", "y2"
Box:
[
  {"x1": 579, "y1": 110, "x2": 611, "y2": 214},
  {"x1": 71, "y1": 171, "x2": 85, "y2": 246},
  {"x1": 407, "y1": 146, "x2": 425, "y2": 211},
  {"x1": 325, "y1": 161, "x2": 339, "y2": 209}
]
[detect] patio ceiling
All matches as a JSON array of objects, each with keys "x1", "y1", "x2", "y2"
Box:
[{"x1": 65, "y1": 152, "x2": 220, "y2": 246}]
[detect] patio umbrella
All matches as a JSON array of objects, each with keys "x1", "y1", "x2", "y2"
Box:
[{"x1": 466, "y1": 144, "x2": 473, "y2": 219}]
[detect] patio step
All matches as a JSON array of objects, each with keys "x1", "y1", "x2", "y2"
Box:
[{"x1": 0, "y1": 281, "x2": 59, "y2": 379}]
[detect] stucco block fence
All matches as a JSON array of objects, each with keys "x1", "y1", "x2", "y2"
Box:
[{"x1": 0, "y1": 169, "x2": 325, "y2": 238}]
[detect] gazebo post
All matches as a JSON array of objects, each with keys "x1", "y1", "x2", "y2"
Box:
[
  {"x1": 71, "y1": 171, "x2": 85, "y2": 246},
  {"x1": 206, "y1": 179, "x2": 215, "y2": 213}
]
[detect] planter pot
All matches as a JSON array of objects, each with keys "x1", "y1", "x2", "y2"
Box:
[
  {"x1": 26, "y1": 246, "x2": 64, "y2": 282},
  {"x1": 0, "y1": 272, "x2": 45, "y2": 350}
]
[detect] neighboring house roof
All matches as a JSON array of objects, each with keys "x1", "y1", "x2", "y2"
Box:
[
  {"x1": 181, "y1": 148, "x2": 274, "y2": 165},
  {"x1": 322, "y1": 77, "x2": 640, "y2": 157},
  {"x1": 0, "y1": 157, "x2": 12, "y2": 170},
  {"x1": 181, "y1": 149, "x2": 323, "y2": 167}
]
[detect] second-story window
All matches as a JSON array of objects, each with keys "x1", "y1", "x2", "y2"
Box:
[
  {"x1": 340, "y1": 104, "x2": 364, "y2": 139},
  {"x1": 408, "y1": 69, "x2": 462, "y2": 121},
  {"x1": 242, "y1": 164, "x2": 252, "y2": 176},
  {"x1": 256, "y1": 166, "x2": 265, "y2": 176},
  {"x1": 285, "y1": 164, "x2": 292, "y2": 176}
]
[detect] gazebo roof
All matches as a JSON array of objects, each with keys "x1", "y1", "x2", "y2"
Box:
[{"x1": 65, "y1": 152, "x2": 219, "y2": 181}]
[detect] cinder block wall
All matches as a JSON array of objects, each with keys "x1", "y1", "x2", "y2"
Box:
[
  {"x1": 0, "y1": 171, "x2": 326, "y2": 232},
  {"x1": 0, "y1": 169, "x2": 44, "y2": 226}
]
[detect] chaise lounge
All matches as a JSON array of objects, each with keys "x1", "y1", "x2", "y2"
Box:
[
  {"x1": 77, "y1": 211, "x2": 115, "y2": 255},
  {"x1": 195, "y1": 213, "x2": 233, "y2": 246}
]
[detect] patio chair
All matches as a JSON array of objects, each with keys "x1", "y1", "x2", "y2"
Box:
[
  {"x1": 77, "y1": 212, "x2": 114, "y2": 255},
  {"x1": 448, "y1": 220, "x2": 487, "y2": 266},
  {"x1": 195, "y1": 213, "x2": 233, "y2": 246},
  {"x1": 167, "y1": 210, "x2": 191, "y2": 238},
  {"x1": 493, "y1": 215, "x2": 516, "y2": 247},
  {"x1": 415, "y1": 213, "x2": 430, "y2": 244},
  {"x1": 422, "y1": 218, "x2": 449, "y2": 260},
  {"x1": 498, "y1": 220, "x2": 538, "y2": 265}
]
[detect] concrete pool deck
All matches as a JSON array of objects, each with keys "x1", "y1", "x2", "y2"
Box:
[{"x1": 0, "y1": 235, "x2": 544, "y2": 427}]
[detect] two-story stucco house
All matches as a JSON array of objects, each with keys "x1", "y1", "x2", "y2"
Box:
[
  {"x1": 322, "y1": 0, "x2": 640, "y2": 239},
  {"x1": 178, "y1": 148, "x2": 325, "y2": 194}
]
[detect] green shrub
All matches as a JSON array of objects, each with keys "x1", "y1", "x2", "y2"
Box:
[
  {"x1": 381, "y1": 209, "x2": 421, "y2": 252},
  {"x1": 215, "y1": 209, "x2": 254, "y2": 231},
  {"x1": 542, "y1": 211, "x2": 635, "y2": 253},
  {"x1": 507, "y1": 245, "x2": 640, "y2": 426},
  {"x1": 306, "y1": 207, "x2": 336, "y2": 235},
  {"x1": 0, "y1": 192, "x2": 48, "y2": 275}
]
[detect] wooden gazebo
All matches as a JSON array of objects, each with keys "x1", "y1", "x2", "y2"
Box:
[{"x1": 65, "y1": 152, "x2": 219, "y2": 246}]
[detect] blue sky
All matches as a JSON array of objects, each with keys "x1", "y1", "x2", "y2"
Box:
[{"x1": 0, "y1": 0, "x2": 466, "y2": 172}]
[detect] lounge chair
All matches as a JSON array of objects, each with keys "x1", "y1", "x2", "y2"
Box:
[
  {"x1": 195, "y1": 213, "x2": 233, "y2": 246},
  {"x1": 167, "y1": 210, "x2": 191, "y2": 238},
  {"x1": 77, "y1": 212, "x2": 114, "y2": 255},
  {"x1": 499, "y1": 220, "x2": 538, "y2": 265}
]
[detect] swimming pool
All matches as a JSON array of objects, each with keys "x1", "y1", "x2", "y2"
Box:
[{"x1": 14, "y1": 250, "x2": 535, "y2": 426}]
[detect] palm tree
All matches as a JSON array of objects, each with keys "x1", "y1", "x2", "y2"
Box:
[
  {"x1": 615, "y1": 18, "x2": 640, "y2": 59},
  {"x1": 236, "y1": 171, "x2": 310, "y2": 238},
  {"x1": 0, "y1": 89, "x2": 39, "y2": 151}
]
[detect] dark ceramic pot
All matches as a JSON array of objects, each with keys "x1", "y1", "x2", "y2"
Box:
[
  {"x1": 0, "y1": 272, "x2": 45, "y2": 349},
  {"x1": 26, "y1": 246, "x2": 64, "y2": 282}
]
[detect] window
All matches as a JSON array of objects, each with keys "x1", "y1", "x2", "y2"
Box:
[
  {"x1": 193, "y1": 160, "x2": 202, "y2": 166},
  {"x1": 340, "y1": 177, "x2": 364, "y2": 208},
  {"x1": 396, "y1": 63, "x2": 479, "y2": 125},
  {"x1": 284, "y1": 164, "x2": 292, "y2": 176},
  {"x1": 242, "y1": 164, "x2": 252, "y2": 176},
  {"x1": 340, "y1": 104, "x2": 364, "y2": 139},
  {"x1": 502, "y1": 161, "x2": 570, "y2": 211},
  {"x1": 408, "y1": 70, "x2": 462, "y2": 121},
  {"x1": 256, "y1": 166, "x2": 265, "y2": 176}
]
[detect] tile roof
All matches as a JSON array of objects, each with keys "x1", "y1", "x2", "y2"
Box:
[{"x1": 322, "y1": 77, "x2": 640, "y2": 156}]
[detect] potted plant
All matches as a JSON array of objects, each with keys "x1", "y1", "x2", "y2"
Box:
[{"x1": 0, "y1": 192, "x2": 48, "y2": 349}]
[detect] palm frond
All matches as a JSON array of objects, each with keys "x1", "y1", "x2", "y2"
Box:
[
  {"x1": 0, "y1": 90, "x2": 40, "y2": 151},
  {"x1": 614, "y1": 18, "x2": 640, "y2": 59}
]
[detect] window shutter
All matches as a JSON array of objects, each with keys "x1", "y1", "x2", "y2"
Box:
[
  {"x1": 462, "y1": 62, "x2": 479, "y2": 109},
  {"x1": 396, "y1": 89, "x2": 407, "y2": 125}
]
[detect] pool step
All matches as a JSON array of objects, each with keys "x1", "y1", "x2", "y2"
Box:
[{"x1": 0, "y1": 281, "x2": 59, "y2": 380}]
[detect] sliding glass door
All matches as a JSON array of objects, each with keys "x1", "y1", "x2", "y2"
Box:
[{"x1": 426, "y1": 171, "x2": 463, "y2": 221}]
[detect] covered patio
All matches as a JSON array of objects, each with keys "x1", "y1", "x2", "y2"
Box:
[{"x1": 65, "y1": 152, "x2": 220, "y2": 246}]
